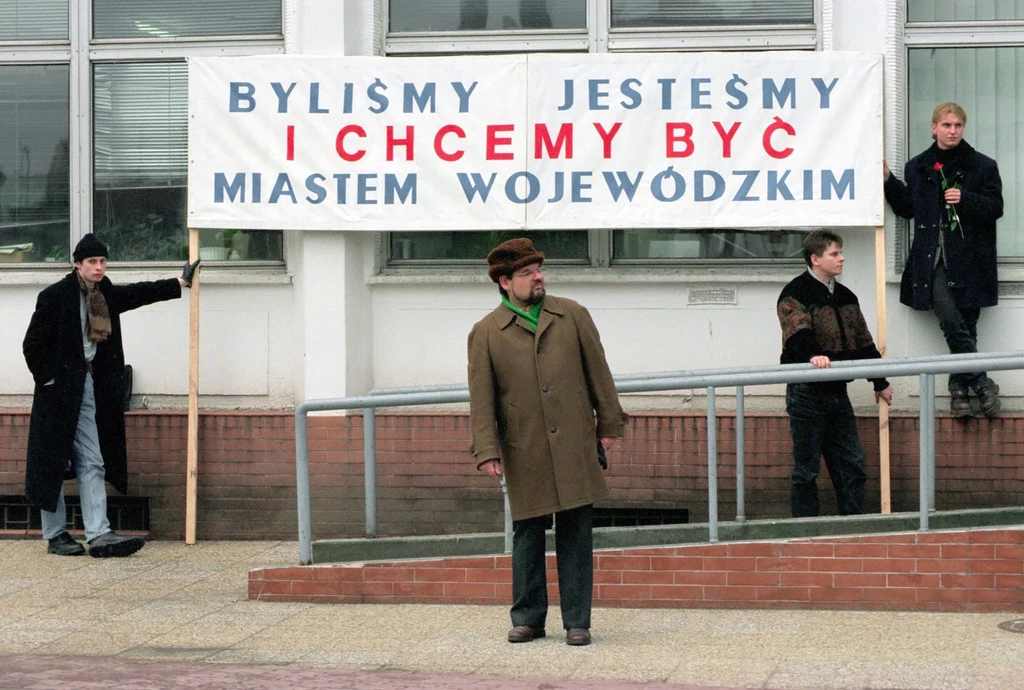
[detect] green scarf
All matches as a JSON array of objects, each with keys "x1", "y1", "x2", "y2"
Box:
[{"x1": 501, "y1": 294, "x2": 543, "y2": 331}]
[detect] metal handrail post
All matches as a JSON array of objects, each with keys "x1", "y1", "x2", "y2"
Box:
[
  {"x1": 295, "y1": 406, "x2": 313, "y2": 564},
  {"x1": 918, "y1": 374, "x2": 929, "y2": 531},
  {"x1": 926, "y1": 375, "x2": 936, "y2": 513},
  {"x1": 736, "y1": 386, "x2": 745, "y2": 523},
  {"x1": 363, "y1": 407, "x2": 377, "y2": 538},
  {"x1": 707, "y1": 386, "x2": 718, "y2": 543}
]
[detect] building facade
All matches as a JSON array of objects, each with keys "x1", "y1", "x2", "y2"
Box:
[{"x1": 1, "y1": 0, "x2": 1022, "y2": 539}]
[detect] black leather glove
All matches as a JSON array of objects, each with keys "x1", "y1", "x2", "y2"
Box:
[{"x1": 181, "y1": 259, "x2": 201, "y2": 287}]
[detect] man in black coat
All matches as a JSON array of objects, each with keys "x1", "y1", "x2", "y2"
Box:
[
  {"x1": 23, "y1": 233, "x2": 199, "y2": 557},
  {"x1": 883, "y1": 102, "x2": 1004, "y2": 418}
]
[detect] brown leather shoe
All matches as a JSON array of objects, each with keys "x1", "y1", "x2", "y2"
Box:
[
  {"x1": 507, "y1": 625, "x2": 545, "y2": 643},
  {"x1": 566, "y1": 628, "x2": 591, "y2": 646}
]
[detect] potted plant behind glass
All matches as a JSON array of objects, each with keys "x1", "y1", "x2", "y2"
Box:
[{"x1": 199, "y1": 229, "x2": 236, "y2": 261}]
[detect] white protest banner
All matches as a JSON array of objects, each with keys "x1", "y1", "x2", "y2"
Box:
[{"x1": 187, "y1": 52, "x2": 882, "y2": 231}]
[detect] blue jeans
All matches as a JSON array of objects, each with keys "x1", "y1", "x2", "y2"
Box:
[
  {"x1": 511, "y1": 504, "x2": 593, "y2": 630},
  {"x1": 931, "y1": 263, "x2": 985, "y2": 394},
  {"x1": 786, "y1": 383, "x2": 867, "y2": 518},
  {"x1": 40, "y1": 372, "x2": 111, "y2": 542}
]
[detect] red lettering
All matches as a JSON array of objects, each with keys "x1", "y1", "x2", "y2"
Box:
[
  {"x1": 286, "y1": 125, "x2": 295, "y2": 161},
  {"x1": 593, "y1": 122, "x2": 622, "y2": 159},
  {"x1": 486, "y1": 124, "x2": 515, "y2": 161},
  {"x1": 433, "y1": 124, "x2": 465, "y2": 162},
  {"x1": 534, "y1": 123, "x2": 573, "y2": 159},
  {"x1": 762, "y1": 116, "x2": 795, "y2": 159},
  {"x1": 712, "y1": 121, "x2": 740, "y2": 158},
  {"x1": 335, "y1": 125, "x2": 366, "y2": 162},
  {"x1": 386, "y1": 125, "x2": 415, "y2": 161},
  {"x1": 665, "y1": 122, "x2": 694, "y2": 158}
]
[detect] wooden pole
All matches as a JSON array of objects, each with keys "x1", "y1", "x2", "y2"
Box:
[
  {"x1": 186, "y1": 226, "x2": 200, "y2": 543},
  {"x1": 875, "y1": 224, "x2": 891, "y2": 514}
]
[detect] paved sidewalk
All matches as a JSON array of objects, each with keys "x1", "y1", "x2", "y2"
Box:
[{"x1": 1, "y1": 539, "x2": 1022, "y2": 690}]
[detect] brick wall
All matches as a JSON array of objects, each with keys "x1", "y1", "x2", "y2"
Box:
[
  {"x1": 249, "y1": 527, "x2": 1024, "y2": 613},
  {"x1": 2, "y1": 411, "x2": 1023, "y2": 540}
]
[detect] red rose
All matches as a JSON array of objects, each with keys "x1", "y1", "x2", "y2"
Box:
[{"x1": 933, "y1": 162, "x2": 943, "y2": 171}]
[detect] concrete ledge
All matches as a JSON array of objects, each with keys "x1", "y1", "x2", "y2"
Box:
[{"x1": 312, "y1": 506, "x2": 1024, "y2": 564}]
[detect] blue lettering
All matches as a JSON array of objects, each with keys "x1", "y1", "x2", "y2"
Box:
[
  {"x1": 602, "y1": 171, "x2": 643, "y2": 202},
  {"x1": 384, "y1": 173, "x2": 417, "y2": 204},
  {"x1": 456, "y1": 172, "x2": 498, "y2": 202},
  {"x1": 228, "y1": 82, "x2": 255, "y2": 113}
]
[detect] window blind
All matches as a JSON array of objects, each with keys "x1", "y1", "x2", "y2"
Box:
[
  {"x1": 93, "y1": 0, "x2": 281, "y2": 39},
  {"x1": 0, "y1": 0, "x2": 68, "y2": 41},
  {"x1": 907, "y1": 47, "x2": 1023, "y2": 256},
  {"x1": 908, "y1": 1, "x2": 1024, "y2": 22},
  {"x1": 611, "y1": 0, "x2": 814, "y2": 28},
  {"x1": 93, "y1": 62, "x2": 187, "y2": 189},
  {"x1": 389, "y1": 0, "x2": 586, "y2": 32}
]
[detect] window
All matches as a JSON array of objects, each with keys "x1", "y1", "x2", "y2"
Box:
[
  {"x1": 92, "y1": 0, "x2": 282, "y2": 39},
  {"x1": 0, "y1": 0, "x2": 284, "y2": 267},
  {"x1": 383, "y1": 0, "x2": 814, "y2": 268},
  {"x1": 610, "y1": 0, "x2": 813, "y2": 28},
  {"x1": 0, "y1": 0, "x2": 67, "y2": 41},
  {"x1": 904, "y1": 3, "x2": 1024, "y2": 258},
  {"x1": 0, "y1": 65, "x2": 69, "y2": 264},
  {"x1": 390, "y1": 0, "x2": 586, "y2": 32},
  {"x1": 389, "y1": 231, "x2": 588, "y2": 263}
]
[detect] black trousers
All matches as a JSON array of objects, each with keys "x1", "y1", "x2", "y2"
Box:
[
  {"x1": 786, "y1": 383, "x2": 867, "y2": 518},
  {"x1": 510, "y1": 504, "x2": 593, "y2": 630},
  {"x1": 931, "y1": 263, "x2": 985, "y2": 393}
]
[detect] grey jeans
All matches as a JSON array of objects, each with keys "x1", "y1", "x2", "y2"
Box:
[{"x1": 40, "y1": 372, "x2": 111, "y2": 542}]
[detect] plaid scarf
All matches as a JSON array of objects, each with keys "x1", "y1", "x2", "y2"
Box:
[{"x1": 77, "y1": 271, "x2": 111, "y2": 343}]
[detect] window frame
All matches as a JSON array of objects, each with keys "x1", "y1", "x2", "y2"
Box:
[
  {"x1": 379, "y1": 0, "x2": 820, "y2": 272},
  {"x1": 898, "y1": 4, "x2": 1024, "y2": 277},
  {"x1": 0, "y1": 0, "x2": 287, "y2": 268}
]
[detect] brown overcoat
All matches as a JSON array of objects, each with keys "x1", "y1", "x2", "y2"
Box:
[{"x1": 468, "y1": 295, "x2": 627, "y2": 521}]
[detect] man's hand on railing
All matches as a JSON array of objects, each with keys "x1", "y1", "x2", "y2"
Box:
[
  {"x1": 479, "y1": 458, "x2": 502, "y2": 477},
  {"x1": 875, "y1": 385, "x2": 893, "y2": 406},
  {"x1": 810, "y1": 355, "x2": 831, "y2": 368}
]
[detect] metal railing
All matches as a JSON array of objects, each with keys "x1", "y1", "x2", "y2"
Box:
[{"x1": 294, "y1": 351, "x2": 1024, "y2": 564}]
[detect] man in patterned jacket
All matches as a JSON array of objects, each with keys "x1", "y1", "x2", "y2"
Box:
[{"x1": 777, "y1": 230, "x2": 893, "y2": 518}]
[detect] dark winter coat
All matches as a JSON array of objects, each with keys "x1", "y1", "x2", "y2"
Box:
[
  {"x1": 23, "y1": 271, "x2": 181, "y2": 512},
  {"x1": 777, "y1": 270, "x2": 888, "y2": 393},
  {"x1": 467, "y1": 295, "x2": 627, "y2": 521},
  {"x1": 884, "y1": 140, "x2": 1003, "y2": 311}
]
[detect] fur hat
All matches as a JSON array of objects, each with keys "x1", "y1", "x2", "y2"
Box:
[
  {"x1": 73, "y1": 233, "x2": 108, "y2": 263},
  {"x1": 486, "y1": 238, "x2": 545, "y2": 283}
]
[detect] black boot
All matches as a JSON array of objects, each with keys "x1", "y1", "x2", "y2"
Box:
[{"x1": 47, "y1": 531, "x2": 85, "y2": 556}]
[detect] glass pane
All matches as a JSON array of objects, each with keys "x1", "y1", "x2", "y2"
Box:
[
  {"x1": 0, "y1": 65, "x2": 69, "y2": 265},
  {"x1": 907, "y1": 47, "x2": 1022, "y2": 257},
  {"x1": 613, "y1": 229, "x2": 805, "y2": 260},
  {"x1": 908, "y1": 0, "x2": 1024, "y2": 22},
  {"x1": 0, "y1": 0, "x2": 68, "y2": 41},
  {"x1": 93, "y1": 0, "x2": 281, "y2": 39},
  {"x1": 390, "y1": 0, "x2": 586, "y2": 32},
  {"x1": 389, "y1": 231, "x2": 588, "y2": 261},
  {"x1": 93, "y1": 62, "x2": 283, "y2": 262},
  {"x1": 611, "y1": 0, "x2": 813, "y2": 28}
]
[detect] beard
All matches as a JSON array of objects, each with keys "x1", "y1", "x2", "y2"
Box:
[{"x1": 522, "y1": 285, "x2": 546, "y2": 306}]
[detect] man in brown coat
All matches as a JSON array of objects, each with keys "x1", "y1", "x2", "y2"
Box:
[{"x1": 468, "y1": 237, "x2": 627, "y2": 647}]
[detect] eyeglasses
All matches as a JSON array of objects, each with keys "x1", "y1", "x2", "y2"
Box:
[{"x1": 512, "y1": 267, "x2": 543, "y2": 280}]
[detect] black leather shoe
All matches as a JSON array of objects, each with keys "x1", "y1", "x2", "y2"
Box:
[
  {"x1": 88, "y1": 531, "x2": 145, "y2": 558},
  {"x1": 566, "y1": 628, "x2": 592, "y2": 646},
  {"x1": 950, "y1": 390, "x2": 973, "y2": 419},
  {"x1": 47, "y1": 532, "x2": 85, "y2": 556},
  {"x1": 507, "y1": 625, "x2": 545, "y2": 643},
  {"x1": 974, "y1": 378, "x2": 1000, "y2": 418}
]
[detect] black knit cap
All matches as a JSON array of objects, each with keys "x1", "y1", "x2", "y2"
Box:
[
  {"x1": 486, "y1": 238, "x2": 545, "y2": 283},
  {"x1": 73, "y1": 233, "x2": 108, "y2": 263}
]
